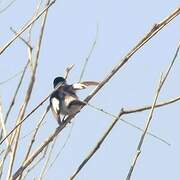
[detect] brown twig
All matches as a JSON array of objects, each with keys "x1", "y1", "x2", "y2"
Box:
[
  {"x1": 21, "y1": 146, "x2": 49, "y2": 180},
  {"x1": 64, "y1": 64, "x2": 75, "y2": 79},
  {"x1": 0, "y1": 0, "x2": 17, "y2": 14},
  {"x1": 10, "y1": 27, "x2": 33, "y2": 50},
  {"x1": 11, "y1": 8, "x2": 180, "y2": 179},
  {"x1": 84, "y1": 101, "x2": 170, "y2": 145},
  {"x1": 79, "y1": 23, "x2": 99, "y2": 82},
  {"x1": 38, "y1": 136, "x2": 58, "y2": 180},
  {"x1": 43, "y1": 123, "x2": 74, "y2": 176},
  {"x1": 4, "y1": 61, "x2": 29, "y2": 125},
  {"x1": 0, "y1": 70, "x2": 23, "y2": 86},
  {"x1": 0, "y1": 98, "x2": 10, "y2": 147}
]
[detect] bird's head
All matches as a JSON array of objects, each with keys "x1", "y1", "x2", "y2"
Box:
[{"x1": 53, "y1": 76, "x2": 66, "y2": 88}]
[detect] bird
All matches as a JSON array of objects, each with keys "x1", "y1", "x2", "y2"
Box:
[{"x1": 50, "y1": 76, "x2": 99, "y2": 125}]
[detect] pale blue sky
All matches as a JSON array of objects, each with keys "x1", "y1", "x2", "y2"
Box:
[{"x1": 0, "y1": 0, "x2": 180, "y2": 180}]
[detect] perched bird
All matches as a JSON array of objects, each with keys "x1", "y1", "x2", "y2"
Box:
[{"x1": 50, "y1": 76, "x2": 99, "y2": 125}]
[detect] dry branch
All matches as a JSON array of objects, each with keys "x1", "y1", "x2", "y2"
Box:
[
  {"x1": 79, "y1": 23, "x2": 99, "y2": 82},
  {"x1": 0, "y1": 0, "x2": 17, "y2": 14},
  {"x1": 10, "y1": 27, "x2": 33, "y2": 50},
  {"x1": 0, "y1": 98, "x2": 10, "y2": 148},
  {"x1": 0, "y1": 71, "x2": 23, "y2": 86}
]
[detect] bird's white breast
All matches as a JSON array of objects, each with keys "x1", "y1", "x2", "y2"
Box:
[{"x1": 51, "y1": 97, "x2": 60, "y2": 113}]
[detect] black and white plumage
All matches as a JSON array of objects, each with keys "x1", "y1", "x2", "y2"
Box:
[{"x1": 50, "y1": 76, "x2": 99, "y2": 125}]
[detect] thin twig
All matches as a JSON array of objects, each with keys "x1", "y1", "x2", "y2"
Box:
[
  {"x1": 23, "y1": 106, "x2": 50, "y2": 162},
  {"x1": 0, "y1": 98, "x2": 10, "y2": 148},
  {"x1": 38, "y1": 136, "x2": 58, "y2": 180},
  {"x1": 10, "y1": 27, "x2": 33, "y2": 50},
  {"x1": 0, "y1": 71, "x2": 23, "y2": 86},
  {"x1": 20, "y1": 121, "x2": 46, "y2": 141},
  {"x1": 43, "y1": 123, "x2": 74, "y2": 176},
  {"x1": 64, "y1": 64, "x2": 75, "y2": 79},
  {"x1": 0, "y1": 0, "x2": 17, "y2": 14},
  {"x1": 4, "y1": 61, "x2": 29, "y2": 125},
  {"x1": 84, "y1": 101, "x2": 170, "y2": 145},
  {"x1": 21, "y1": 146, "x2": 49, "y2": 180},
  {"x1": 26, "y1": 0, "x2": 44, "y2": 72},
  {"x1": 79, "y1": 23, "x2": 99, "y2": 82}
]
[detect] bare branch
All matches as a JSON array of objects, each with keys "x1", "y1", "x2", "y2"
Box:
[
  {"x1": 10, "y1": 27, "x2": 33, "y2": 50},
  {"x1": 84, "y1": 101, "x2": 170, "y2": 145},
  {"x1": 21, "y1": 146, "x2": 49, "y2": 180},
  {"x1": 38, "y1": 136, "x2": 58, "y2": 180},
  {"x1": 0, "y1": 71, "x2": 23, "y2": 86},
  {"x1": 0, "y1": 98, "x2": 10, "y2": 148},
  {"x1": 64, "y1": 64, "x2": 75, "y2": 79},
  {"x1": 4, "y1": 61, "x2": 29, "y2": 124},
  {"x1": 43, "y1": 123, "x2": 74, "y2": 176},
  {"x1": 0, "y1": 0, "x2": 17, "y2": 14},
  {"x1": 79, "y1": 23, "x2": 99, "y2": 82}
]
